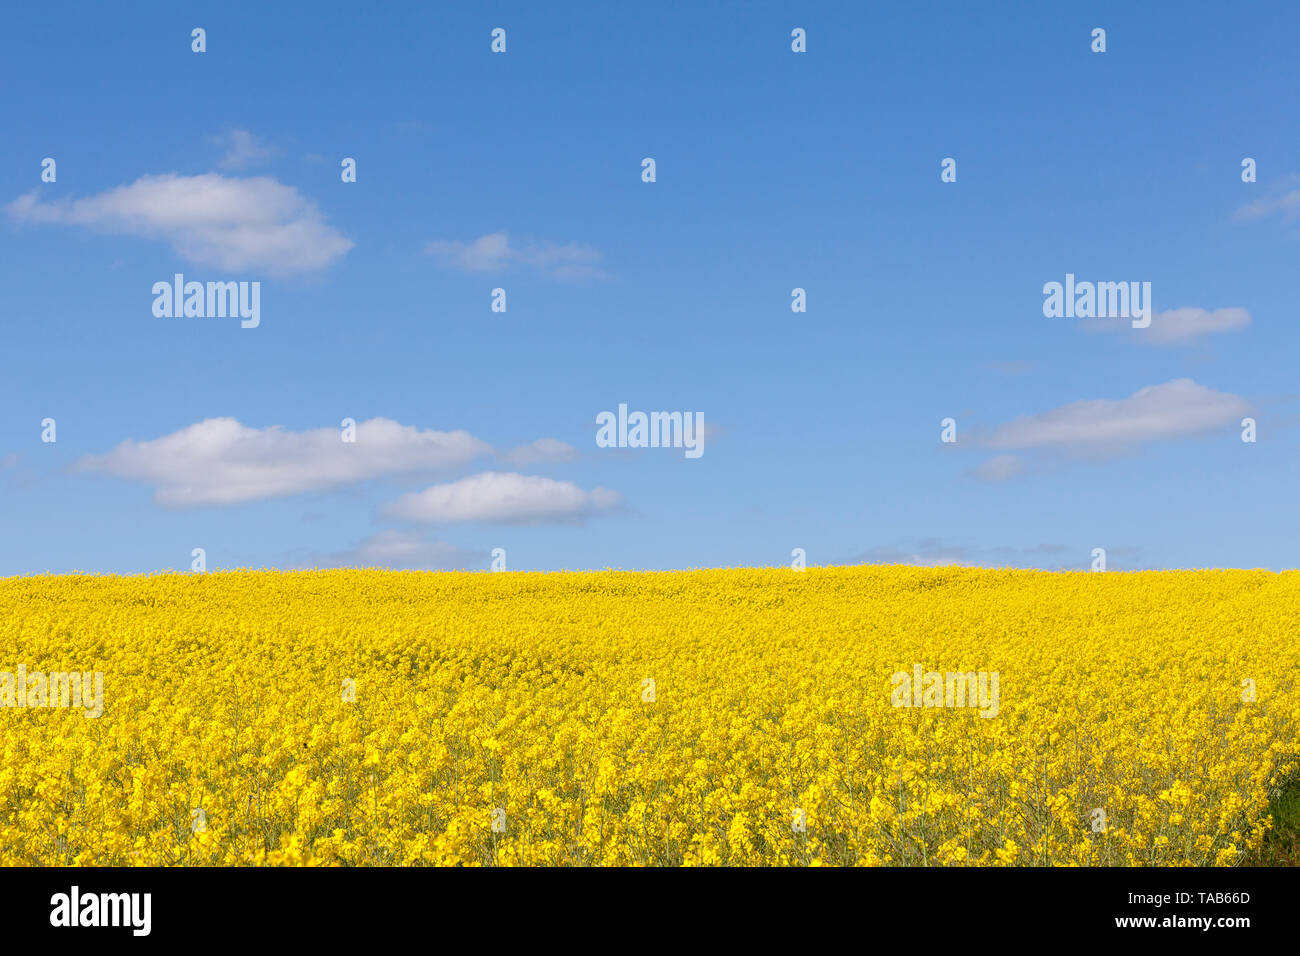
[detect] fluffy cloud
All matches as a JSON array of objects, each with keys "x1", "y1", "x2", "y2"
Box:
[
  {"x1": 305, "y1": 530, "x2": 487, "y2": 571},
  {"x1": 384, "y1": 472, "x2": 620, "y2": 524},
  {"x1": 6, "y1": 173, "x2": 353, "y2": 274},
  {"x1": 76, "y1": 418, "x2": 492, "y2": 507},
  {"x1": 1083, "y1": 307, "x2": 1251, "y2": 346},
  {"x1": 424, "y1": 231, "x2": 605, "y2": 279},
  {"x1": 982, "y1": 379, "x2": 1249, "y2": 452}
]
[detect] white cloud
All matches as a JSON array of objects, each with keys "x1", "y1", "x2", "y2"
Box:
[
  {"x1": 212, "y1": 129, "x2": 277, "y2": 170},
  {"x1": 6, "y1": 173, "x2": 353, "y2": 275},
  {"x1": 384, "y1": 472, "x2": 620, "y2": 524},
  {"x1": 306, "y1": 530, "x2": 486, "y2": 570},
  {"x1": 983, "y1": 379, "x2": 1249, "y2": 452},
  {"x1": 502, "y1": 438, "x2": 580, "y2": 466},
  {"x1": 424, "y1": 231, "x2": 605, "y2": 279},
  {"x1": 853, "y1": 543, "x2": 973, "y2": 567},
  {"x1": 75, "y1": 418, "x2": 492, "y2": 507},
  {"x1": 968, "y1": 454, "x2": 1023, "y2": 482},
  {"x1": 849, "y1": 540, "x2": 1124, "y2": 570},
  {"x1": 1083, "y1": 307, "x2": 1251, "y2": 346},
  {"x1": 1235, "y1": 188, "x2": 1300, "y2": 223}
]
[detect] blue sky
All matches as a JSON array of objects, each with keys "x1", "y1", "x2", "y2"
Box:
[{"x1": 2, "y1": 0, "x2": 1298, "y2": 574}]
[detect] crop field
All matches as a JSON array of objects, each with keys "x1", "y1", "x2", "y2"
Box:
[{"x1": 1, "y1": 566, "x2": 1298, "y2": 866}]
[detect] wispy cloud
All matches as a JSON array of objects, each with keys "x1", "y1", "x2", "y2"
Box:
[
  {"x1": 1235, "y1": 182, "x2": 1300, "y2": 223},
  {"x1": 6, "y1": 173, "x2": 353, "y2": 275},
  {"x1": 75, "y1": 418, "x2": 492, "y2": 507},
  {"x1": 212, "y1": 129, "x2": 278, "y2": 170},
  {"x1": 304, "y1": 529, "x2": 487, "y2": 570},
  {"x1": 383, "y1": 472, "x2": 620, "y2": 524},
  {"x1": 847, "y1": 540, "x2": 1141, "y2": 570},
  {"x1": 985, "y1": 360, "x2": 1035, "y2": 376},
  {"x1": 424, "y1": 231, "x2": 605, "y2": 279},
  {"x1": 967, "y1": 454, "x2": 1023, "y2": 482},
  {"x1": 1082, "y1": 307, "x2": 1251, "y2": 346},
  {"x1": 982, "y1": 379, "x2": 1249, "y2": 453},
  {"x1": 502, "y1": 438, "x2": 580, "y2": 466}
]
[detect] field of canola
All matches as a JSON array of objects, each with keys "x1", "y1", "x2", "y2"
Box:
[{"x1": 1, "y1": 566, "x2": 1298, "y2": 866}]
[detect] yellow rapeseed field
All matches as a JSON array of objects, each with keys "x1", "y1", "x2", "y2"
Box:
[{"x1": 1, "y1": 566, "x2": 1297, "y2": 866}]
